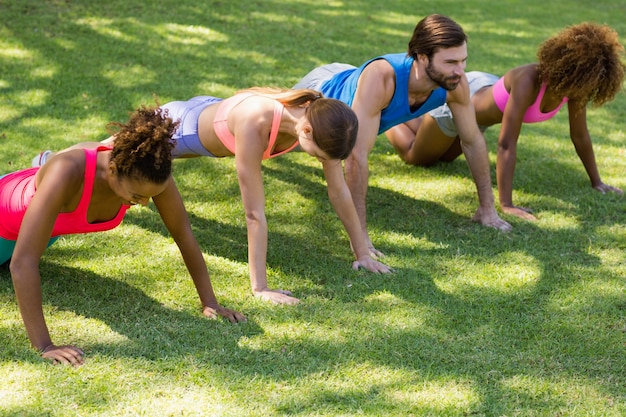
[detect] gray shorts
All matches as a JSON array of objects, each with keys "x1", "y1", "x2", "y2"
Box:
[
  {"x1": 293, "y1": 63, "x2": 356, "y2": 90},
  {"x1": 428, "y1": 71, "x2": 499, "y2": 137}
]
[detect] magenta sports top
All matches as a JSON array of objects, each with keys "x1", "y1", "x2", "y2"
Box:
[{"x1": 0, "y1": 146, "x2": 129, "y2": 240}]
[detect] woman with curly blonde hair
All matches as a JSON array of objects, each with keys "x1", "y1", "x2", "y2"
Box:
[{"x1": 386, "y1": 22, "x2": 625, "y2": 220}]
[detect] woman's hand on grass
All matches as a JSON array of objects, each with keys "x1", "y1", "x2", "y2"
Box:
[
  {"x1": 593, "y1": 182, "x2": 623, "y2": 194},
  {"x1": 501, "y1": 204, "x2": 538, "y2": 221},
  {"x1": 203, "y1": 305, "x2": 247, "y2": 323},
  {"x1": 41, "y1": 344, "x2": 84, "y2": 367},
  {"x1": 352, "y1": 255, "x2": 393, "y2": 273}
]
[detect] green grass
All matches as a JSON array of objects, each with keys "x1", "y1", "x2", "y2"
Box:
[{"x1": 1, "y1": 0, "x2": 625, "y2": 416}]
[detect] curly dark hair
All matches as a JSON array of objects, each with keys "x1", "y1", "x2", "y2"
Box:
[
  {"x1": 537, "y1": 22, "x2": 625, "y2": 108},
  {"x1": 108, "y1": 104, "x2": 178, "y2": 184}
]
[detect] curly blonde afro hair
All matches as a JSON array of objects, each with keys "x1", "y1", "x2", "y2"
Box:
[{"x1": 537, "y1": 22, "x2": 625, "y2": 108}]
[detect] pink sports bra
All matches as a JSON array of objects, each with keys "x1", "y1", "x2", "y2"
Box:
[
  {"x1": 213, "y1": 93, "x2": 298, "y2": 160},
  {"x1": 492, "y1": 76, "x2": 568, "y2": 123},
  {"x1": 52, "y1": 146, "x2": 129, "y2": 236},
  {"x1": 0, "y1": 146, "x2": 129, "y2": 240}
]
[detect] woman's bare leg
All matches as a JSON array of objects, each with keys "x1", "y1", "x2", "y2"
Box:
[
  {"x1": 439, "y1": 137, "x2": 463, "y2": 161},
  {"x1": 385, "y1": 117, "x2": 422, "y2": 161},
  {"x1": 386, "y1": 115, "x2": 458, "y2": 166}
]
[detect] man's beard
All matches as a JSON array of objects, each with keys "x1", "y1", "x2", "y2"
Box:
[{"x1": 425, "y1": 60, "x2": 461, "y2": 91}]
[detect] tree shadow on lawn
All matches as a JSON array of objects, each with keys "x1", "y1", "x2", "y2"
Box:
[
  {"x1": 224, "y1": 219, "x2": 623, "y2": 413},
  {"x1": 222, "y1": 154, "x2": 623, "y2": 410},
  {"x1": 1, "y1": 0, "x2": 416, "y2": 163},
  {"x1": 0, "y1": 161, "x2": 621, "y2": 415},
  {"x1": 129, "y1": 153, "x2": 622, "y2": 383},
  {"x1": 0, "y1": 261, "x2": 263, "y2": 364},
  {"x1": 2, "y1": 143, "x2": 621, "y2": 414},
  {"x1": 129, "y1": 147, "x2": 623, "y2": 317},
  {"x1": 2, "y1": 252, "x2": 621, "y2": 416}
]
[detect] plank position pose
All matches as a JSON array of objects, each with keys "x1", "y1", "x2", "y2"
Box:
[
  {"x1": 3, "y1": 105, "x2": 245, "y2": 366},
  {"x1": 293, "y1": 14, "x2": 512, "y2": 257},
  {"x1": 386, "y1": 22, "x2": 625, "y2": 220}
]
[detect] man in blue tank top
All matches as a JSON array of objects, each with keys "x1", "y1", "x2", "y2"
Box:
[{"x1": 294, "y1": 14, "x2": 512, "y2": 257}]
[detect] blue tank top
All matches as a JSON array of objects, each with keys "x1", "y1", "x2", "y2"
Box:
[{"x1": 319, "y1": 53, "x2": 447, "y2": 134}]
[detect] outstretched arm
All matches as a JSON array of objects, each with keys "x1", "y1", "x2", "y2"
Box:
[
  {"x1": 496, "y1": 115, "x2": 535, "y2": 220},
  {"x1": 10, "y1": 154, "x2": 87, "y2": 366},
  {"x1": 321, "y1": 159, "x2": 392, "y2": 273},
  {"x1": 153, "y1": 178, "x2": 246, "y2": 323},
  {"x1": 232, "y1": 107, "x2": 300, "y2": 305},
  {"x1": 345, "y1": 60, "x2": 396, "y2": 256},
  {"x1": 568, "y1": 102, "x2": 622, "y2": 194},
  {"x1": 496, "y1": 66, "x2": 544, "y2": 220},
  {"x1": 448, "y1": 83, "x2": 512, "y2": 231}
]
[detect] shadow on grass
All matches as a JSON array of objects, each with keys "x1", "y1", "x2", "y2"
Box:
[
  {"x1": 1, "y1": 0, "x2": 417, "y2": 162},
  {"x1": 0, "y1": 262, "x2": 263, "y2": 364},
  {"x1": 122, "y1": 154, "x2": 621, "y2": 364},
  {"x1": 2, "y1": 140, "x2": 622, "y2": 415},
  {"x1": 1, "y1": 234, "x2": 622, "y2": 415}
]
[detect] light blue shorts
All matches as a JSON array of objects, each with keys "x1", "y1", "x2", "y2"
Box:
[
  {"x1": 428, "y1": 71, "x2": 499, "y2": 137},
  {"x1": 293, "y1": 63, "x2": 356, "y2": 90},
  {"x1": 162, "y1": 96, "x2": 223, "y2": 157}
]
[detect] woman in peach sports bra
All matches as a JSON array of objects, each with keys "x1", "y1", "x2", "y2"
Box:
[
  {"x1": 386, "y1": 23, "x2": 625, "y2": 220},
  {"x1": 38, "y1": 88, "x2": 392, "y2": 305}
]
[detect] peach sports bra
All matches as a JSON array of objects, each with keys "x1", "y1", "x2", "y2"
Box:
[{"x1": 213, "y1": 93, "x2": 299, "y2": 160}]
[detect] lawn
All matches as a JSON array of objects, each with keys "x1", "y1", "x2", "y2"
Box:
[{"x1": 1, "y1": 0, "x2": 625, "y2": 416}]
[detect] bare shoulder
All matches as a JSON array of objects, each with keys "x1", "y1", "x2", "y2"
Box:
[
  {"x1": 503, "y1": 64, "x2": 542, "y2": 108},
  {"x1": 233, "y1": 95, "x2": 275, "y2": 114},
  {"x1": 38, "y1": 149, "x2": 87, "y2": 182},
  {"x1": 362, "y1": 58, "x2": 395, "y2": 74},
  {"x1": 360, "y1": 59, "x2": 396, "y2": 86},
  {"x1": 31, "y1": 150, "x2": 89, "y2": 208},
  {"x1": 229, "y1": 95, "x2": 275, "y2": 125},
  {"x1": 507, "y1": 64, "x2": 539, "y2": 89},
  {"x1": 356, "y1": 59, "x2": 396, "y2": 109}
]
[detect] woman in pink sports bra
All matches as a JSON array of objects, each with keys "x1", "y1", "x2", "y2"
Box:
[
  {"x1": 36, "y1": 88, "x2": 392, "y2": 306},
  {"x1": 387, "y1": 23, "x2": 625, "y2": 220},
  {"x1": 3, "y1": 105, "x2": 244, "y2": 367}
]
